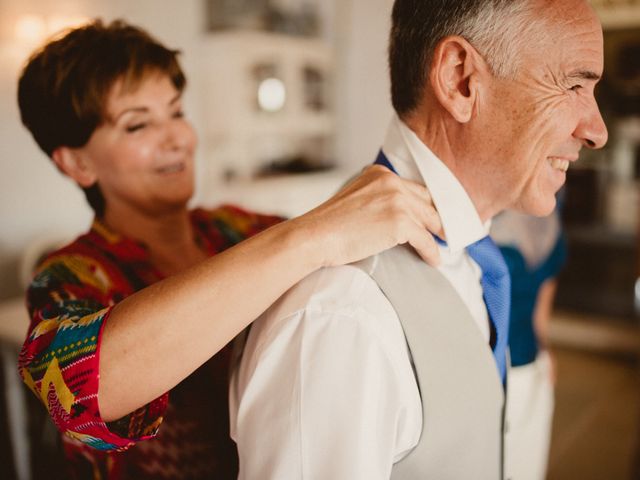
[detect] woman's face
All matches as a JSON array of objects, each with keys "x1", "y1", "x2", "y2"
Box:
[{"x1": 78, "y1": 72, "x2": 197, "y2": 216}]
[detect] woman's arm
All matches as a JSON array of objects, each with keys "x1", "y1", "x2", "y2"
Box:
[
  {"x1": 100, "y1": 165, "x2": 441, "y2": 421},
  {"x1": 532, "y1": 278, "x2": 558, "y2": 383},
  {"x1": 532, "y1": 278, "x2": 557, "y2": 350}
]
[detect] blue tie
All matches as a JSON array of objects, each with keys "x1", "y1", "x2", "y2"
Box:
[
  {"x1": 375, "y1": 150, "x2": 397, "y2": 173},
  {"x1": 374, "y1": 150, "x2": 510, "y2": 383},
  {"x1": 466, "y1": 236, "x2": 510, "y2": 383}
]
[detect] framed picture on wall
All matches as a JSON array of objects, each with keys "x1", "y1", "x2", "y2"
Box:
[{"x1": 205, "y1": 0, "x2": 269, "y2": 31}]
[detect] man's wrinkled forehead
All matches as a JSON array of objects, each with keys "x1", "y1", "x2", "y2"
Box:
[
  {"x1": 539, "y1": 0, "x2": 602, "y2": 34},
  {"x1": 519, "y1": 0, "x2": 603, "y2": 68}
]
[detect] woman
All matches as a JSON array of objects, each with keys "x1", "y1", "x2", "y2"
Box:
[{"x1": 17, "y1": 20, "x2": 441, "y2": 479}]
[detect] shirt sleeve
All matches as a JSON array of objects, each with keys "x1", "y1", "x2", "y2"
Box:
[
  {"x1": 231, "y1": 270, "x2": 422, "y2": 479},
  {"x1": 18, "y1": 253, "x2": 167, "y2": 452}
]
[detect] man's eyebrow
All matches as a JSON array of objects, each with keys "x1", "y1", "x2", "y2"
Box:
[{"x1": 568, "y1": 69, "x2": 601, "y2": 81}]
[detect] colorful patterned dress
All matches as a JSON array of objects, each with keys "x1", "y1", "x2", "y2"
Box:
[{"x1": 18, "y1": 206, "x2": 283, "y2": 479}]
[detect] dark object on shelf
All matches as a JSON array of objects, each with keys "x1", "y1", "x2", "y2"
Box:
[
  {"x1": 303, "y1": 66, "x2": 327, "y2": 111},
  {"x1": 205, "y1": 0, "x2": 269, "y2": 31},
  {"x1": 205, "y1": 0, "x2": 320, "y2": 37},
  {"x1": 556, "y1": 225, "x2": 637, "y2": 320},
  {"x1": 598, "y1": 27, "x2": 640, "y2": 117},
  {"x1": 561, "y1": 168, "x2": 602, "y2": 226},
  {"x1": 255, "y1": 155, "x2": 334, "y2": 177},
  {"x1": 264, "y1": 4, "x2": 319, "y2": 37}
]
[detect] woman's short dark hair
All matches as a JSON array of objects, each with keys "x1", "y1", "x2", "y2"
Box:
[{"x1": 17, "y1": 19, "x2": 186, "y2": 217}]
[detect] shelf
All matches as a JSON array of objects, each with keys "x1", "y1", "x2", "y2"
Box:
[
  {"x1": 199, "y1": 168, "x2": 352, "y2": 218},
  {"x1": 199, "y1": 31, "x2": 334, "y2": 137}
]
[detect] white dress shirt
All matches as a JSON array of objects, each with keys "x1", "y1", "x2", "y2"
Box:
[{"x1": 230, "y1": 116, "x2": 493, "y2": 479}]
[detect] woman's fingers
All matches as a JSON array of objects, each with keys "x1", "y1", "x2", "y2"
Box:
[
  {"x1": 403, "y1": 182, "x2": 444, "y2": 240},
  {"x1": 365, "y1": 166, "x2": 445, "y2": 243},
  {"x1": 304, "y1": 166, "x2": 443, "y2": 267},
  {"x1": 406, "y1": 223, "x2": 442, "y2": 266}
]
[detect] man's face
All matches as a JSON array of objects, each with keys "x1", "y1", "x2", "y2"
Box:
[{"x1": 477, "y1": 0, "x2": 607, "y2": 217}]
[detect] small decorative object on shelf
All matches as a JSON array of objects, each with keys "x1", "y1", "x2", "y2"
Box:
[
  {"x1": 253, "y1": 63, "x2": 287, "y2": 112},
  {"x1": 205, "y1": 0, "x2": 269, "y2": 31},
  {"x1": 303, "y1": 66, "x2": 326, "y2": 111},
  {"x1": 205, "y1": 0, "x2": 320, "y2": 37}
]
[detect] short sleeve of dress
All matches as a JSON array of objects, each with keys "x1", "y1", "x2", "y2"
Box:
[
  {"x1": 19, "y1": 207, "x2": 284, "y2": 455},
  {"x1": 19, "y1": 251, "x2": 168, "y2": 452}
]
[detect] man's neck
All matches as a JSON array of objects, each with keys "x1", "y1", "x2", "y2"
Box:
[{"x1": 401, "y1": 110, "x2": 501, "y2": 223}]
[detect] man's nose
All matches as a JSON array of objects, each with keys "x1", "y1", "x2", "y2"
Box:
[{"x1": 576, "y1": 98, "x2": 608, "y2": 150}]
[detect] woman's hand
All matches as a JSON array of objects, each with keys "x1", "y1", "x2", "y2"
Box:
[
  {"x1": 293, "y1": 165, "x2": 443, "y2": 268},
  {"x1": 98, "y1": 165, "x2": 442, "y2": 421}
]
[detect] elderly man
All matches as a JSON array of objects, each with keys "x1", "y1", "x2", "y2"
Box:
[{"x1": 230, "y1": 0, "x2": 607, "y2": 478}]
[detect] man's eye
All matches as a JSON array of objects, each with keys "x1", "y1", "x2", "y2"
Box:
[
  {"x1": 569, "y1": 84, "x2": 583, "y2": 92},
  {"x1": 126, "y1": 123, "x2": 146, "y2": 133},
  {"x1": 172, "y1": 110, "x2": 184, "y2": 119}
]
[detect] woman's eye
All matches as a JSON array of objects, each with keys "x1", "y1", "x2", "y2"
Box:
[
  {"x1": 125, "y1": 123, "x2": 146, "y2": 133},
  {"x1": 172, "y1": 110, "x2": 184, "y2": 119}
]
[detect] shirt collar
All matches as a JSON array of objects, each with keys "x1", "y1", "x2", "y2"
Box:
[{"x1": 381, "y1": 115, "x2": 489, "y2": 253}]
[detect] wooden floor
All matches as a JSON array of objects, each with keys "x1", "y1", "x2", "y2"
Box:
[{"x1": 546, "y1": 312, "x2": 640, "y2": 480}]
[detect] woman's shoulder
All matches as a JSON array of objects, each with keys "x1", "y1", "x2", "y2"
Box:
[
  {"x1": 29, "y1": 230, "x2": 99, "y2": 279},
  {"x1": 29, "y1": 225, "x2": 134, "y2": 302},
  {"x1": 191, "y1": 205, "x2": 285, "y2": 238}
]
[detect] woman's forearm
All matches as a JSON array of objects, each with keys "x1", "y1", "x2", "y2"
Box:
[
  {"x1": 99, "y1": 166, "x2": 441, "y2": 421},
  {"x1": 99, "y1": 218, "x2": 318, "y2": 421}
]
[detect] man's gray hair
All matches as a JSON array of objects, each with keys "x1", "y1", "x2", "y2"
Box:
[
  {"x1": 460, "y1": 0, "x2": 542, "y2": 77},
  {"x1": 390, "y1": 0, "x2": 545, "y2": 115}
]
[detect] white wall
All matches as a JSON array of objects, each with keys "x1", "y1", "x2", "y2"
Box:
[
  {"x1": 0, "y1": 0, "x2": 394, "y2": 299},
  {"x1": 334, "y1": 0, "x2": 394, "y2": 171}
]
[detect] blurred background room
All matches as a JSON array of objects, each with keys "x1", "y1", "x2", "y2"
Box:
[{"x1": 0, "y1": 0, "x2": 639, "y2": 478}]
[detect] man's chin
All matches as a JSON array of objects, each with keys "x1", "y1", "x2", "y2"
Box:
[{"x1": 513, "y1": 196, "x2": 557, "y2": 218}]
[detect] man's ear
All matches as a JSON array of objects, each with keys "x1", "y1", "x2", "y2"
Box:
[
  {"x1": 51, "y1": 146, "x2": 97, "y2": 187},
  {"x1": 429, "y1": 36, "x2": 484, "y2": 123}
]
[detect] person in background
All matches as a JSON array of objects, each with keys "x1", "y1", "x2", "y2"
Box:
[
  {"x1": 491, "y1": 204, "x2": 566, "y2": 480},
  {"x1": 16, "y1": 20, "x2": 441, "y2": 479}
]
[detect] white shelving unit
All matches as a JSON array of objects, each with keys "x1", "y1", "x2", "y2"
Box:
[{"x1": 198, "y1": 31, "x2": 335, "y2": 183}]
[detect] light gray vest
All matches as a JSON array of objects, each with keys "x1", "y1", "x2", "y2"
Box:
[{"x1": 352, "y1": 245, "x2": 506, "y2": 480}]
